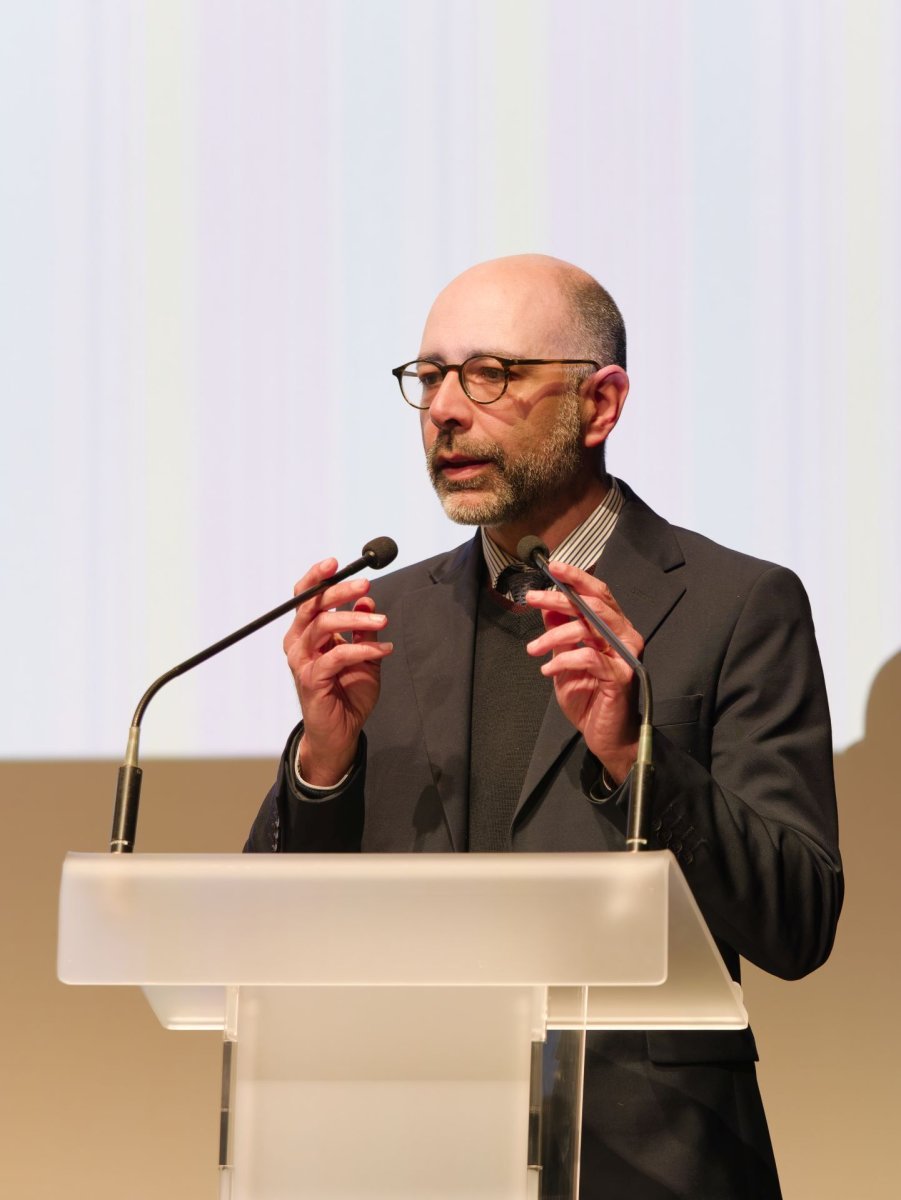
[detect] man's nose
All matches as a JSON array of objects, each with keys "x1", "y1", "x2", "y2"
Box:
[{"x1": 427, "y1": 367, "x2": 473, "y2": 431}]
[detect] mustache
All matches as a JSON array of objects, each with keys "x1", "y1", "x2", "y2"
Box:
[{"x1": 426, "y1": 434, "x2": 506, "y2": 475}]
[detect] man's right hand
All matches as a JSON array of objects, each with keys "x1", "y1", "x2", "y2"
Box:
[{"x1": 284, "y1": 557, "x2": 393, "y2": 787}]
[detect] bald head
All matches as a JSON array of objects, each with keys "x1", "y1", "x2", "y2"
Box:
[
  {"x1": 422, "y1": 255, "x2": 626, "y2": 370},
  {"x1": 416, "y1": 255, "x2": 630, "y2": 528}
]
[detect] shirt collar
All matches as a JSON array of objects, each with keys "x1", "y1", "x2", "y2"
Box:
[{"x1": 480, "y1": 476, "x2": 625, "y2": 590}]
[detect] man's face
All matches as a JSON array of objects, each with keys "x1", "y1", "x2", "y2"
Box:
[
  {"x1": 417, "y1": 262, "x2": 592, "y2": 530},
  {"x1": 424, "y1": 389, "x2": 584, "y2": 527}
]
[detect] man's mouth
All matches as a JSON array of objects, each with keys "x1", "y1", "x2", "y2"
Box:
[
  {"x1": 435, "y1": 454, "x2": 494, "y2": 480},
  {"x1": 427, "y1": 438, "x2": 505, "y2": 491}
]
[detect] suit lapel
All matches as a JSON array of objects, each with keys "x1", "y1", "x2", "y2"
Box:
[
  {"x1": 400, "y1": 537, "x2": 481, "y2": 851},
  {"x1": 591, "y1": 488, "x2": 687, "y2": 644},
  {"x1": 513, "y1": 486, "x2": 687, "y2": 822}
]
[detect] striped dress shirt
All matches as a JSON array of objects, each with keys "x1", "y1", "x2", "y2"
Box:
[{"x1": 480, "y1": 476, "x2": 625, "y2": 592}]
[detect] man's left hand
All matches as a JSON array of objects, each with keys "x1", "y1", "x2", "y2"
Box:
[{"x1": 524, "y1": 561, "x2": 644, "y2": 784}]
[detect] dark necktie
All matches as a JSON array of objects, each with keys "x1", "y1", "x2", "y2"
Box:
[{"x1": 495, "y1": 564, "x2": 550, "y2": 605}]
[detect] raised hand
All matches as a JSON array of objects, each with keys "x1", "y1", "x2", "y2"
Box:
[
  {"x1": 524, "y1": 560, "x2": 644, "y2": 783},
  {"x1": 284, "y1": 557, "x2": 393, "y2": 786}
]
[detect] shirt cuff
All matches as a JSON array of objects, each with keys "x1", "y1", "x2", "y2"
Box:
[
  {"x1": 581, "y1": 750, "x2": 629, "y2": 809},
  {"x1": 294, "y1": 741, "x2": 354, "y2": 793}
]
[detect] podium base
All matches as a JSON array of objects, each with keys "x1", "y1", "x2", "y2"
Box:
[{"x1": 228, "y1": 986, "x2": 544, "y2": 1200}]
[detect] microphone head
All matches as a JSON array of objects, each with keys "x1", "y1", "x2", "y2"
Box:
[
  {"x1": 362, "y1": 536, "x2": 399, "y2": 570},
  {"x1": 516, "y1": 535, "x2": 549, "y2": 566}
]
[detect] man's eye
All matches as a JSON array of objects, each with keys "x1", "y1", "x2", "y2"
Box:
[
  {"x1": 416, "y1": 368, "x2": 442, "y2": 389},
  {"x1": 469, "y1": 365, "x2": 506, "y2": 384}
]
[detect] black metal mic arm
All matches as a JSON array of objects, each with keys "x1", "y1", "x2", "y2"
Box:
[
  {"x1": 109, "y1": 537, "x2": 398, "y2": 853},
  {"x1": 517, "y1": 536, "x2": 653, "y2": 851}
]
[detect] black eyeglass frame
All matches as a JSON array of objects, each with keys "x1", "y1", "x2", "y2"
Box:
[{"x1": 391, "y1": 355, "x2": 603, "y2": 410}]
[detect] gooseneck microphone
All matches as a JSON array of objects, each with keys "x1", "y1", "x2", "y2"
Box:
[
  {"x1": 110, "y1": 537, "x2": 398, "y2": 854},
  {"x1": 517, "y1": 535, "x2": 654, "y2": 852}
]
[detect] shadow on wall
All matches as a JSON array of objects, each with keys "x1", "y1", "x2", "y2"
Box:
[
  {"x1": 745, "y1": 648, "x2": 901, "y2": 1200},
  {"x1": 831, "y1": 648, "x2": 900, "y2": 973}
]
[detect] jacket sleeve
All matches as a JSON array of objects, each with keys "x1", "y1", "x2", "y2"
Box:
[
  {"x1": 244, "y1": 721, "x2": 367, "y2": 853},
  {"x1": 638, "y1": 565, "x2": 843, "y2": 980}
]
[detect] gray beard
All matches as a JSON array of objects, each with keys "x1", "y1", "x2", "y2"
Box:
[{"x1": 425, "y1": 392, "x2": 585, "y2": 527}]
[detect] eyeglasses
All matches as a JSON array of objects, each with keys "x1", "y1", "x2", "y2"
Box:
[{"x1": 391, "y1": 355, "x2": 602, "y2": 410}]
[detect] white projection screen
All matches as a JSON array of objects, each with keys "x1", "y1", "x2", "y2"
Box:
[{"x1": 3, "y1": 0, "x2": 899, "y2": 761}]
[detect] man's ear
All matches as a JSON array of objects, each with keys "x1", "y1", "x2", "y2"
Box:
[{"x1": 583, "y1": 365, "x2": 629, "y2": 449}]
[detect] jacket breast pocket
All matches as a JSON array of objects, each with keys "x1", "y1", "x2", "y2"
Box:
[{"x1": 654, "y1": 694, "x2": 705, "y2": 762}]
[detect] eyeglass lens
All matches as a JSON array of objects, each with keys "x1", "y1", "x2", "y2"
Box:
[{"x1": 400, "y1": 356, "x2": 508, "y2": 407}]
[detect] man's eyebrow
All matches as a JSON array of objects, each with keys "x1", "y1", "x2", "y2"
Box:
[{"x1": 416, "y1": 349, "x2": 523, "y2": 362}]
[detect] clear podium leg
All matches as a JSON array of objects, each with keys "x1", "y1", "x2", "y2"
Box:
[
  {"x1": 228, "y1": 985, "x2": 542, "y2": 1200},
  {"x1": 538, "y1": 1029, "x2": 586, "y2": 1200}
]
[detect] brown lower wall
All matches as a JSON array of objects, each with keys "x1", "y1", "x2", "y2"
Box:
[
  {"x1": 0, "y1": 758, "x2": 274, "y2": 1200},
  {"x1": 1, "y1": 701, "x2": 897, "y2": 1198}
]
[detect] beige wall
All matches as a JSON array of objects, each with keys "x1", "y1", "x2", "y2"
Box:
[
  {"x1": 0, "y1": 758, "x2": 272, "y2": 1199},
  {"x1": 2, "y1": 655, "x2": 898, "y2": 1198}
]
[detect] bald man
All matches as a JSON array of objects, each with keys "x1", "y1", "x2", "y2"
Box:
[{"x1": 247, "y1": 256, "x2": 842, "y2": 1199}]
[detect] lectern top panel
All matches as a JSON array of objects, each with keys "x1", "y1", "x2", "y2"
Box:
[{"x1": 58, "y1": 851, "x2": 669, "y2": 987}]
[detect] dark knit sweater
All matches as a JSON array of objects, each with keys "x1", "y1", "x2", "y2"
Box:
[{"x1": 468, "y1": 587, "x2": 553, "y2": 851}]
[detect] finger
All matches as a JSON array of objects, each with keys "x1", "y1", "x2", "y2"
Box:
[
  {"x1": 285, "y1": 574, "x2": 372, "y2": 648},
  {"x1": 292, "y1": 556, "x2": 340, "y2": 598},
  {"x1": 525, "y1": 621, "x2": 614, "y2": 658},
  {"x1": 539, "y1": 646, "x2": 633, "y2": 681},
  {"x1": 540, "y1": 563, "x2": 632, "y2": 622},
  {"x1": 526, "y1": 592, "x2": 627, "y2": 644},
  {"x1": 526, "y1": 587, "x2": 622, "y2": 625},
  {"x1": 289, "y1": 552, "x2": 374, "y2": 604},
  {"x1": 286, "y1": 558, "x2": 344, "y2": 647},
  {"x1": 303, "y1": 640, "x2": 394, "y2": 684},
  {"x1": 288, "y1": 610, "x2": 387, "y2": 667},
  {"x1": 526, "y1": 587, "x2": 641, "y2": 649},
  {"x1": 296, "y1": 575, "x2": 371, "y2": 618},
  {"x1": 304, "y1": 608, "x2": 387, "y2": 644},
  {"x1": 545, "y1": 560, "x2": 620, "y2": 605}
]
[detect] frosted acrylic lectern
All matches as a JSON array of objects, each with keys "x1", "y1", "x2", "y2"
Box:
[{"x1": 58, "y1": 851, "x2": 746, "y2": 1200}]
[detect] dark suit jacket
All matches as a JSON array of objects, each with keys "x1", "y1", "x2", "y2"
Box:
[{"x1": 247, "y1": 483, "x2": 842, "y2": 1199}]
